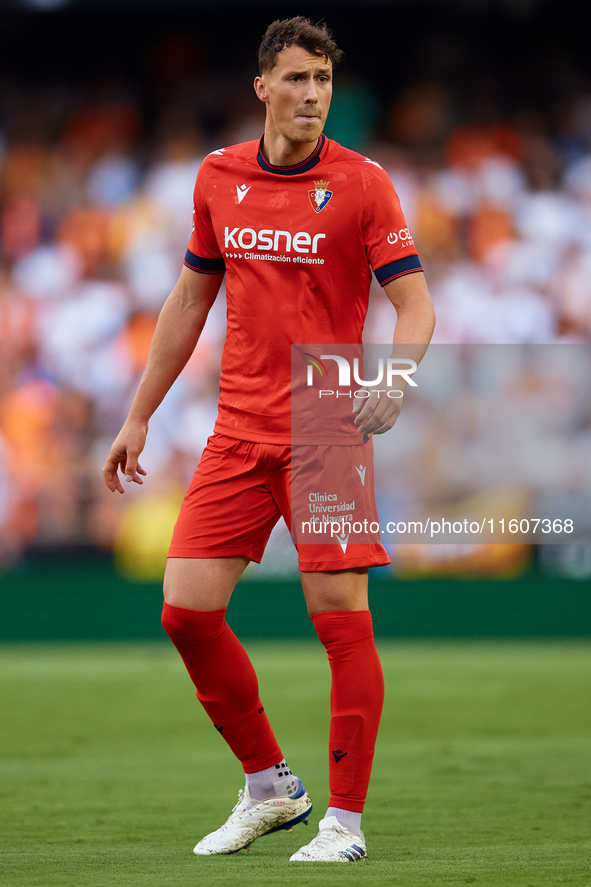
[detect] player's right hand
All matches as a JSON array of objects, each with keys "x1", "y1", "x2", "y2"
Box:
[{"x1": 102, "y1": 421, "x2": 149, "y2": 494}]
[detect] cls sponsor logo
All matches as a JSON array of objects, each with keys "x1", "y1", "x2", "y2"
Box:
[{"x1": 387, "y1": 228, "x2": 414, "y2": 246}]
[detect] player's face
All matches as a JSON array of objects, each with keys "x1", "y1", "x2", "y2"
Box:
[{"x1": 255, "y1": 45, "x2": 332, "y2": 145}]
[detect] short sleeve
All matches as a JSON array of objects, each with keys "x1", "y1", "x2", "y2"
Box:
[
  {"x1": 184, "y1": 159, "x2": 226, "y2": 275},
  {"x1": 360, "y1": 162, "x2": 422, "y2": 286}
]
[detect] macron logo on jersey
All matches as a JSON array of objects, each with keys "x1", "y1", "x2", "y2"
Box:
[{"x1": 236, "y1": 184, "x2": 251, "y2": 204}]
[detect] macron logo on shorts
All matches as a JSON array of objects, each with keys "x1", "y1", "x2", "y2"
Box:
[
  {"x1": 355, "y1": 465, "x2": 367, "y2": 485},
  {"x1": 336, "y1": 533, "x2": 349, "y2": 553}
]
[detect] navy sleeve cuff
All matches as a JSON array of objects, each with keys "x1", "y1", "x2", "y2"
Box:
[
  {"x1": 374, "y1": 255, "x2": 422, "y2": 286},
  {"x1": 184, "y1": 248, "x2": 226, "y2": 274}
]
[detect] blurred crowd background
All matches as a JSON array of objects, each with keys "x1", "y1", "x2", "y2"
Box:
[{"x1": 1, "y1": 0, "x2": 591, "y2": 579}]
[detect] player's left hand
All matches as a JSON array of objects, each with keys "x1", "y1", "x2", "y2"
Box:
[{"x1": 352, "y1": 388, "x2": 404, "y2": 435}]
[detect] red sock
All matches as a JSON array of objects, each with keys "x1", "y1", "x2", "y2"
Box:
[
  {"x1": 161, "y1": 602, "x2": 282, "y2": 773},
  {"x1": 312, "y1": 610, "x2": 384, "y2": 813}
]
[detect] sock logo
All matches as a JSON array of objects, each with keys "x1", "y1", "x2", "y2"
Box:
[
  {"x1": 214, "y1": 724, "x2": 223, "y2": 734},
  {"x1": 332, "y1": 748, "x2": 348, "y2": 763},
  {"x1": 258, "y1": 706, "x2": 265, "y2": 714}
]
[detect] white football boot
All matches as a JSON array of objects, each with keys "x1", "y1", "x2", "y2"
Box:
[
  {"x1": 193, "y1": 777, "x2": 312, "y2": 855},
  {"x1": 289, "y1": 815, "x2": 367, "y2": 862}
]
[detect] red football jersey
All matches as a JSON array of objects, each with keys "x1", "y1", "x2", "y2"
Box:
[{"x1": 185, "y1": 135, "x2": 421, "y2": 444}]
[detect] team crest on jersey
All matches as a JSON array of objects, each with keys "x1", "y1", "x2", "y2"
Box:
[{"x1": 308, "y1": 180, "x2": 333, "y2": 213}]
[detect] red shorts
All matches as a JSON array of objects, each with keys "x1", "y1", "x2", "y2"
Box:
[{"x1": 169, "y1": 433, "x2": 390, "y2": 572}]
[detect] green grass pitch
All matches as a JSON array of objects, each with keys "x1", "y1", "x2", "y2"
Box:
[{"x1": 1, "y1": 640, "x2": 590, "y2": 886}]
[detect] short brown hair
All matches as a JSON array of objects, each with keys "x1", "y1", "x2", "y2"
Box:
[{"x1": 257, "y1": 16, "x2": 344, "y2": 75}]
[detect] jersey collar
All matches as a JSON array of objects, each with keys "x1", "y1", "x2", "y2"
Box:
[{"x1": 257, "y1": 134, "x2": 326, "y2": 175}]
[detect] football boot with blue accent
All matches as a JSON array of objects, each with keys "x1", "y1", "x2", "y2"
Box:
[
  {"x1": 289, "y1": 815, "x2": 367, "y2": 862},
  {"x1": 193, "y1": 777, "x2": 312, "y2": 855}
]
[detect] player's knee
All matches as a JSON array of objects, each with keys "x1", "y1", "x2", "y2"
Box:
[
  {"x1": 162, "y1": 568, "x2": 206, "y2": 611},
  {"x1": 161, "y1": 600, "x2": 227, "y2": 642},
  {"x1": 312, "y1": 609, "x2": 375, "y2": 649}
]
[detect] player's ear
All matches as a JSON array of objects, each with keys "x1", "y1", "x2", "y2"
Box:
[{"x1": 254, "y1": 76, "x2": 269, "y2": 103}]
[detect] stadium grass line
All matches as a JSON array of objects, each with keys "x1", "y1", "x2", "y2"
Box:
[{"x1": 0, "y1": 640, "x2": 590, "y2": 886}]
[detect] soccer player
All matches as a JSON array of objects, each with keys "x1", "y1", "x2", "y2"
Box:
[{"x1": 103, "y1": 16, "x2": 435, "y2": 862}]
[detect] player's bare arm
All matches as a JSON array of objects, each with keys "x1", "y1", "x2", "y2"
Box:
[
  {"x1": 353, "y1": 271, "x2": 435, "y2": 436},
  {"x1": 102, "y1": 265, "x2": 224, "y2": 493}
]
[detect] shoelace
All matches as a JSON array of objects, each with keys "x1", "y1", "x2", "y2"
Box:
[
  {"x1": 311, "y1": 823, "x2": 350, "y2": 849},
  {"x1": 224, "y1": 789, "x2": 259, "y2": 824},
  {"x1": 231, "y1": 789, "x2": 245, "y2": 813}
]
